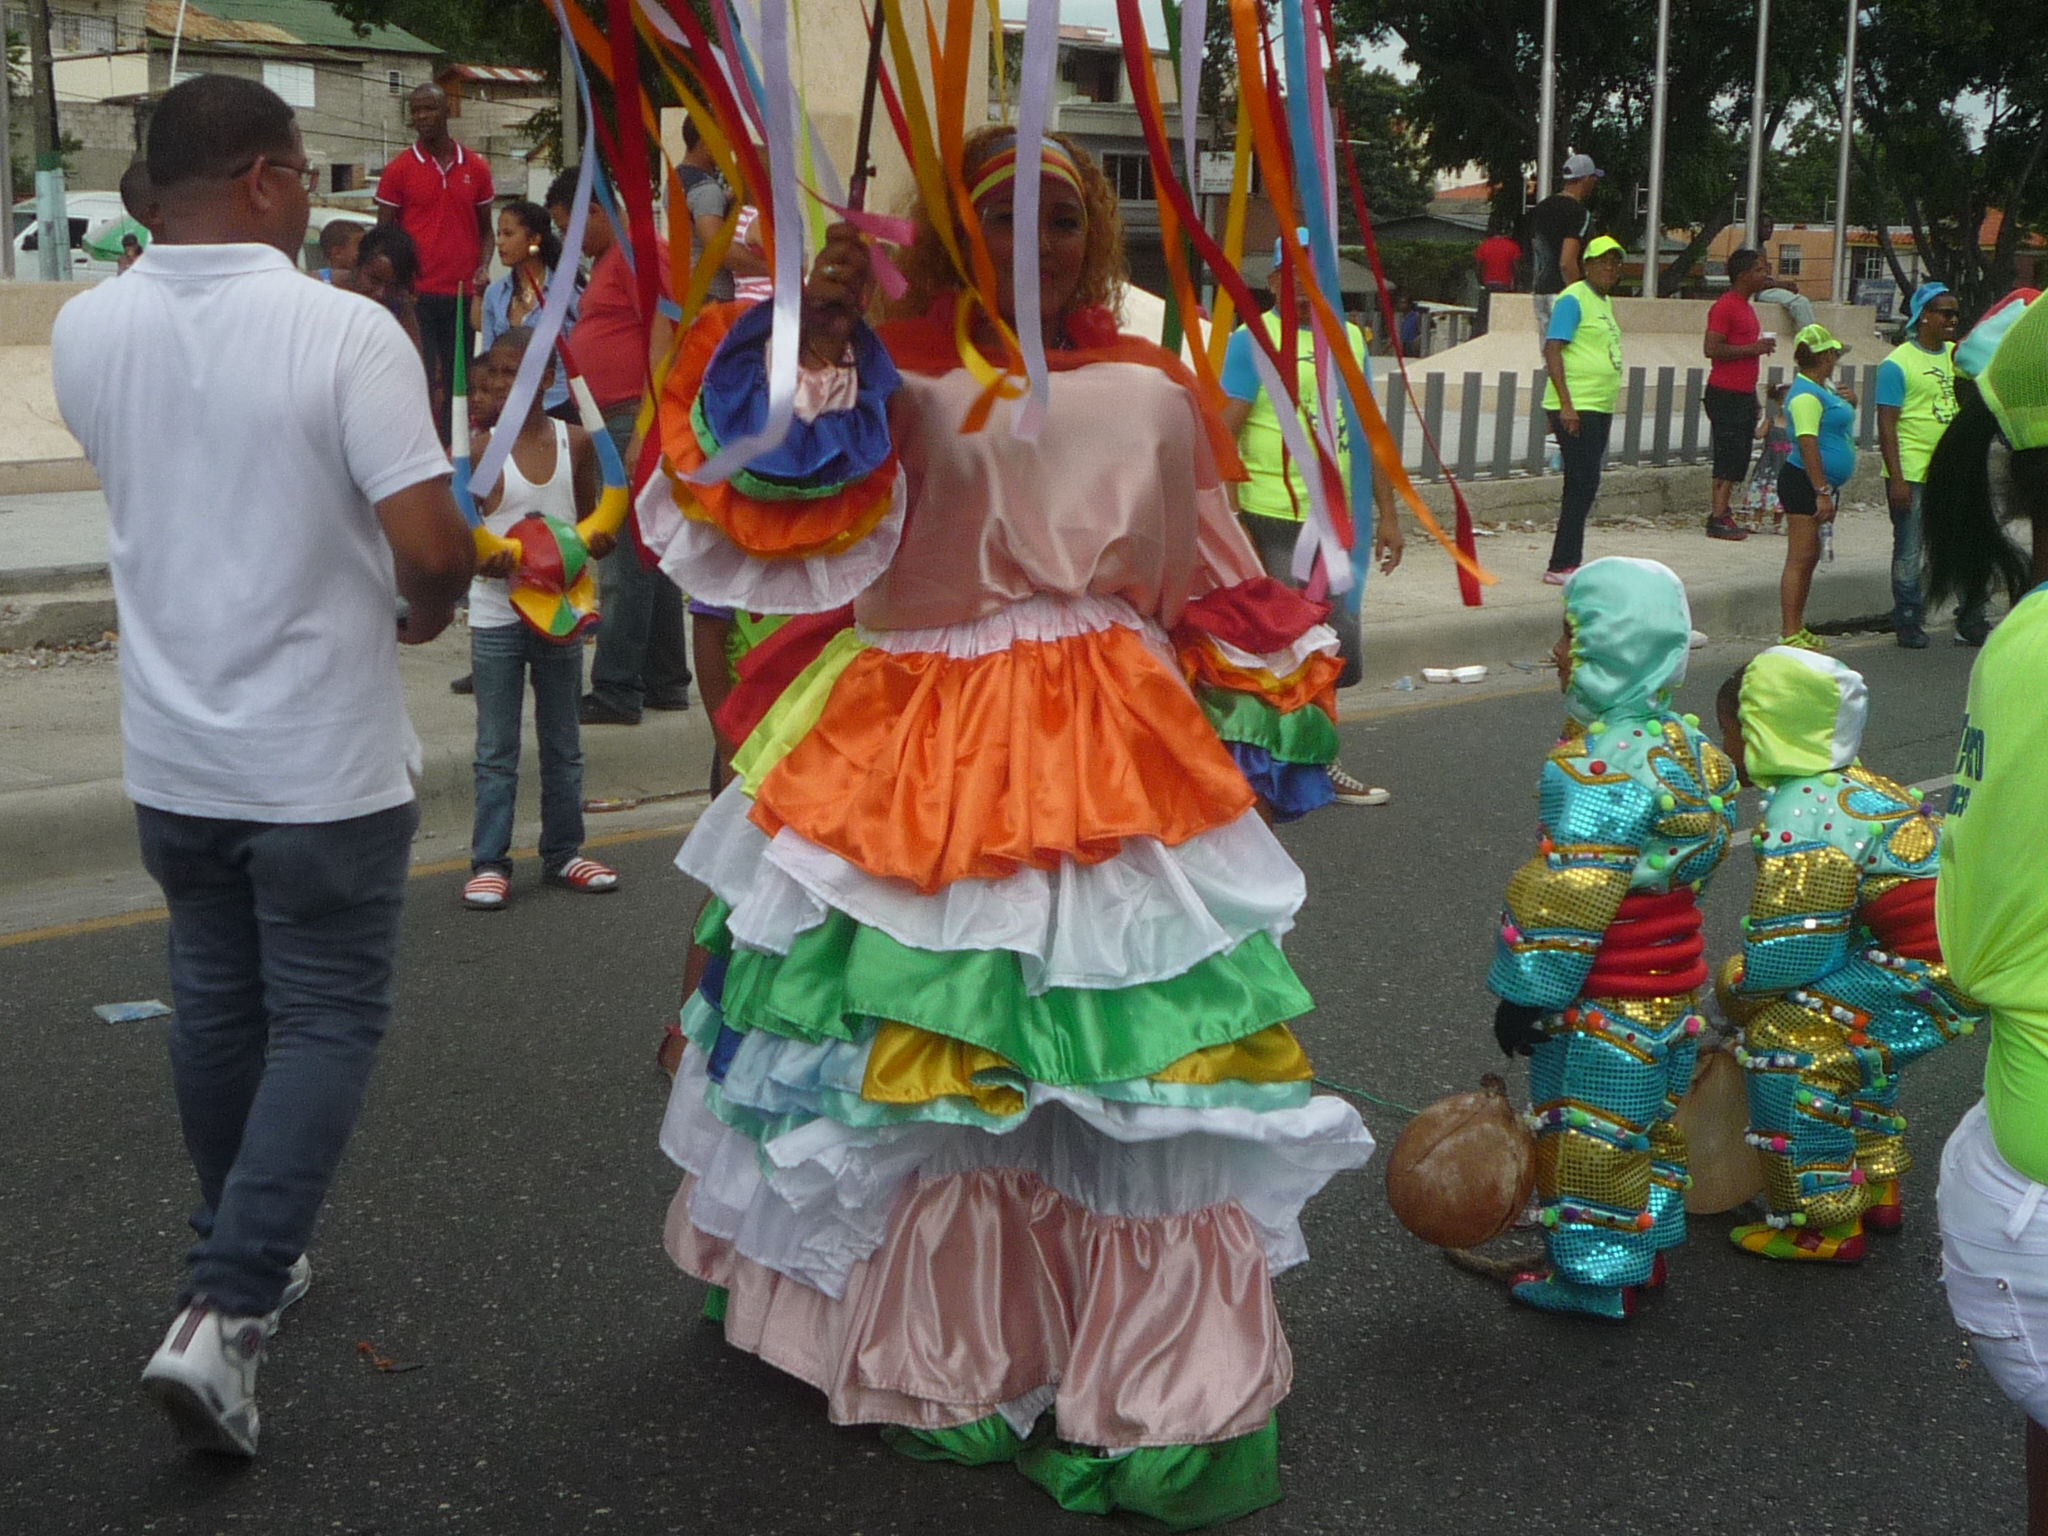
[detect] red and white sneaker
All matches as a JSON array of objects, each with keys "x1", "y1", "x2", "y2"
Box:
[
  {"x1": 545, "y1": 856, "x2": 620, "y2": 893},
  {"x1": 140, "y1": 1303, "x2": 265, "y2": 1457},
  {"x1": 462, "y1": 870, "x2": 510, "y2": 910}
]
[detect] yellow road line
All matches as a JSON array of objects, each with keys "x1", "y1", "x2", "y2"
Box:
[{"x1": 0, "y1": 818, "x2": 702, "y2": 949}]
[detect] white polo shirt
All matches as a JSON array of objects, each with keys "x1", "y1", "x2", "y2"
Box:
[{"x1": 52, "y1": 242, "x2": 451, "y2": 822}]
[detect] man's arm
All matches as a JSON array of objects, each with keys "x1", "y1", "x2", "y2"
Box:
[
  {"x1": 378, "y1": 477, "x2": 475, "y2": 642},
  {"x1": 1559, "y1": 234, "x2": 1584, "y2": 288},
  {"x1": 1704, "y1": 327, "x2": 1774, "y2": 363},
  {"x1": 472, "y1": 202, "x2": 493, "y2": 292}
]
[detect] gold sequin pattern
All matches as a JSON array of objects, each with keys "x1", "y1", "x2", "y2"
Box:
[
  {"x1": 1762, "y1": 1157, "x2": 1868, "y2": 1228},
  {"x1": 1885, "y1": 815, "x2": 1938, "y2": 866},
  {"x1": 1503, "y1": 858, "x2": 1632, "y2": 942},
  {"x1": 1854, "y1": 1127, "x2": 1913, "y2": 1180},
  {"x1": 1535, "y1": 1130, "x2": 1652, "y2": 1212},
  {"x1": 1751, "y1": 845, "x2": 1860, "y2": 923},
  {"x1": 1741, "y1": 1002, "x2": 1864, "y2": 1092}
]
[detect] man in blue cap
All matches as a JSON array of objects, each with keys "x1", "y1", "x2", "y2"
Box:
[
  {"x1": 1876, "y1": 281, "x2": 1979, "y2": 646},
  {"x1": 1218, "y1": 231, "x2": 1404, "y2": 806}
]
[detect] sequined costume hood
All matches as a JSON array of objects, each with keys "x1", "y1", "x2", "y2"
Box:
[
  {"x1": 1738, "y1": 648, "x2": 1869, "y2": 783},
  {"x1": 1562, "y1": 558, "x2": 1693, "y2": 727}
]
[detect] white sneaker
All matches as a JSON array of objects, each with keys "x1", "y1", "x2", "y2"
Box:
[
  {"x1": 263, "y1": 1254, "x2": 312, "y2": 1338},
  {"x1": 140, "y1": 1303, "x2": 265, "y2": 1457}
]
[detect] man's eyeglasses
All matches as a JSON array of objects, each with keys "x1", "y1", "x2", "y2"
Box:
[{"x1": 225, "y1": 155, "x2": 319, "y2": 194}]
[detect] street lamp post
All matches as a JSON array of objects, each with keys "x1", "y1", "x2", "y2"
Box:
[
  {"x1": 1643, "y1": 0, "x2": 1671, "y2": 297},
  {"x1": 1537, "y1": 0, "x2": 1557, "y2": 202},
  {"x1": 1745, "y1": 0, "x2": 1770, "y2": 248},
  {"x1": 1831, "y1": 0, "x2": 1858, "y2": 303}
]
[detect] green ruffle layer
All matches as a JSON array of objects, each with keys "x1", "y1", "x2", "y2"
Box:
[
  {"x1": 691, "y1": 393, "x2": 852, "y2": 502},
  {"x1": 714, "y1": 908, "x2": 1314, "y2": 1087},
  {"x1": 886, "y1": 1414, "x2": 1282, "y2": 1531},
  {"x1": 1197, "y1": 685, "x2": 1339, "y2": 765}
]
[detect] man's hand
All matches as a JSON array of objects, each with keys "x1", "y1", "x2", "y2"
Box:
[
  {"x1": 472, "y1": 263, "x2": 491, "y2": 296},
  {"x1": 1755, "y1": 334, "x2": 1778, "y2": 356},
  {"x1": 585, "y1": 529, "x2": 617, "y2": 560},
  {"x1": 1887, "y1": 478, "x2": 1911, "y2": 514},
  {"x1": 1374, "y1": 508, "x2": 1405, "y2": 574}
]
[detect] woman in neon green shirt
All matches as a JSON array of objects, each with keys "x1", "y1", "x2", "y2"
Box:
[{"x1": 1926, "y1": 292, "x2": 2048, "y2": 1528}]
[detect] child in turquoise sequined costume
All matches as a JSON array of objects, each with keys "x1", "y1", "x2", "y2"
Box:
[
  {"x1": 1489, "y1": 558, "x2": 1740, "y2": 1321},
  {"x1": 1714, "y1": 647, "x2": 1984, "y2": 1262}
]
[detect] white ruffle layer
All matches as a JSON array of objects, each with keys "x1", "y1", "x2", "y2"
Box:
[
  {"x1": 857, "y1": 589, "x2": 1149, "y2": 659},
  {"x1": 1204, "y1": 623, "x2": 1343, "y2": 678},
  {"x1": 636, "y1": 466, "x2": 907, "y2": 615},
  {"x1": 661, "y1": 1046, "x2": 1374, "y2": 1298},
  {"x1": 678, "y1": 782, "x2": 1306, "y2": 993}
]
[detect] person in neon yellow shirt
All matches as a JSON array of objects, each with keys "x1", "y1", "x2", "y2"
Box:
[
  {"x1": 1219, "y1": 235, "x2": 1404, "y2": 806},
  {"x1": 1923, "y1": 291, "x2": 2048, "y2": 1528},
  {"x1": 1875, "y1": 281, "x2": 1971, "y2": 648},
  {"x1": 1540, "y1": 234, "x2": 1625, "y2": 583}
]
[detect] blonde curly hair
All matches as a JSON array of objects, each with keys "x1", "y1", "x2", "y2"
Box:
[{"x1": 891, "y1": 124, "x2": 1127, "y2": 322}]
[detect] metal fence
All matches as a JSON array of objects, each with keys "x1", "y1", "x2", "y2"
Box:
[{"x1": 1380, "y1": 363, "x2": 1884, "y2": 482}]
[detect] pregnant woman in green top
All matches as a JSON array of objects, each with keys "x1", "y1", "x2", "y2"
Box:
[{"x1": 1926, "y1": 292, "x2": 2048, "y2": 1532}]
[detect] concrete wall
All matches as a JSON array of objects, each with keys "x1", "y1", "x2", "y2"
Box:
[
  {"x1": 0, "y1": 279, "x2": 102, "y2": 345},
  {"x1": 51, "y1": 99, "x2": 144, "y2": 191}
]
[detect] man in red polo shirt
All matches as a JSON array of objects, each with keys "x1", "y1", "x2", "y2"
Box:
[
  {"x1": 376, "y1": 84, "x2": 493, "y2": 440},
  {"x1": 1473, "y1": 227, "x2": 1521, "y2": 335},
  {"x1": 559, "y1": 174, "x2": 690, "y2": 725},
  {"x1": 1701, "y1": 247, "x2": 1778, "y2": 541}
]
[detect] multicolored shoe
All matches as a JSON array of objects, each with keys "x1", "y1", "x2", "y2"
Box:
[
  {"x1": 1730, "y1": 1218, "x2": 1865, "y2": 1263},
  {"x1": 1778, "y1": 627, "x2": 1828, "y2": 652},
  {"x1": 1863, "y1": 1179, "x2": 1904, "y2": 1233},
  {"x1": 1509, "y1": 1270, "x2": 1635, "y2": 1322}
]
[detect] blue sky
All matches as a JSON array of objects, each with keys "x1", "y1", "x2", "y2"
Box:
[{"x1": 997, "y1": 1, "x2": 1412, "y2": 78}]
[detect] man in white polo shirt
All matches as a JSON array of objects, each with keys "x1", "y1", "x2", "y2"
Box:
[{"x1": 52, "y1": 74, "x2": 472, "y2": 1458}]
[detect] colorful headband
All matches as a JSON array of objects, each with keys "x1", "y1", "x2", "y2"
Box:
[{"x1": 968, "y1": 141, "x2": 1085, "y2": 210}]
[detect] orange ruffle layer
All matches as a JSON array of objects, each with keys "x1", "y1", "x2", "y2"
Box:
[
  {"x1": 661, "y1": 300, "x2": 899, "y2": 560},
  {"x1": 749, "y1": 624, "x2": 1256, "y2": 894},
  {"x1": 1179, "y1": 640, "x2": 1342, "y2": 720}
]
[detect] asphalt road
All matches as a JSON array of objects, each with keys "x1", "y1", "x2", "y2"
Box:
[{"x1": 0, "y1": 632, "x2": 2009, "y2": 1536}]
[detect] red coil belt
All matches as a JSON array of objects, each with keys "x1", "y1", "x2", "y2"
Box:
[
  {"x1": 1583, "y1": 888, "x2": 1707, "y2": 998},
  {"x1": 1859, "y1": 878, "x2": 1943, "y2": 964}
]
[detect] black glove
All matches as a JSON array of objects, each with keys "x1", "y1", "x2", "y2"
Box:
[{"x1": 1493, "y1": 999, "x2": 1548, "y2": 1058}]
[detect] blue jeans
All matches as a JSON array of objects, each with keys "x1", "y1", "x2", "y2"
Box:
[
  {"x1": 136, "y1": 800, "x2": 418, "y2": 1316},
  {"x1": 588, "y1": 408, "x2": 691, "y2": 717},
  {"x1": 1891, "y1": 480, "x2": 1987, "y2": 633},
  {"x1": 471, "y1": 622, "x2": 585, "y2": 873}
]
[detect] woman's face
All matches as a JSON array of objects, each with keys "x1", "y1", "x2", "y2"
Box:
[
  {"x1": 977, "y1": 172, "x2": 1089, "y2": 325},
  {"x1": 496, "y1": 210, "x2": 538, "y2": 269},
  {"x1": 1808, "y1": 350, "x2": 1839, "y2": 385}
]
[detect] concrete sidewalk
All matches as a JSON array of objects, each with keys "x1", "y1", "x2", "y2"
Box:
[{"x1": 0, "y1": 490, "x2": 1928, "y2": 936}]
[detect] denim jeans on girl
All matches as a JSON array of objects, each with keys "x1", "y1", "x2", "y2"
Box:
[{"x1": 470, "y1": 621, "x2": 585, "y2": 874}]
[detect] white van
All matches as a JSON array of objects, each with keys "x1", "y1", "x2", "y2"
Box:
[{"x1": 11, "y1": 191, "x2": 129, "y2": 280}]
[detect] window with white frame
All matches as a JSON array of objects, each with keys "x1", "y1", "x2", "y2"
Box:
[
  {"x1": 1101, "y1": 152, "x2": 1155, "y2": 203},
  {"x1": 388, "y1": 70, "x2": 404, "y2": 96},
  {"x1": 263, "y1": 62, "x2": 316, "y2": 109},
  {"x1": 1777, "y1": 244, "x2": 1802, "y2": 276},
  {"x1": 1858, "y1": 250, "x2": 1888, "y2": 282}
]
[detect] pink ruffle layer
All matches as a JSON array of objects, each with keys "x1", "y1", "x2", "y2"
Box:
[{"x1": 665, "y1": 1166, "x2": 1292, "y2": 1449}]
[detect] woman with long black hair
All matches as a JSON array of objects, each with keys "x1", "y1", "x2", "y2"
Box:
[{"x1": 479, "y1": 199, "x2": 573, "y2": 416}]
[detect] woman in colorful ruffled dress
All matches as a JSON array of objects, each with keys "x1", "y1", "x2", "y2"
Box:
[{"x1": 637, "y1": 126, "x2": 1375, "y2": 1526}]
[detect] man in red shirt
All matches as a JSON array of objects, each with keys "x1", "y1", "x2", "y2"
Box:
[
  {"x1": 376, "y1": 85, "x2": 494, "y2": 440},
  {"x1": 555, "y1": 170, "x2": 691, "y2": 726},
  {"x1": 1702, "y1": 247, "x2": 1778, "y2": 541},
  {"x1": 1473, "y1": 228, "x2": 1521, "y2": 335}
]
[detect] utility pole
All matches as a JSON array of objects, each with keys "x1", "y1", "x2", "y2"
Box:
[
  {"x1": 27, "y1": 0, "x2": 61, "y2": 280},
  {"x1": 1642, "y1": 0, "x2": 1671, "y2": 297},
  {"x1": 1744, "y1": 0, "x2": 1770, "y2": 249},
  {"x1": 1536, "y1": 0, "x2": 1557, "y2": 202},
  {"x1": 1830, "y1": 0, "x2": 1858, "y2": 304}
]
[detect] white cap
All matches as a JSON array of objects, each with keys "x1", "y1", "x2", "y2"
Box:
[{"x1": 1562, "y1": 153, "x2": 1604, "y2": 181}]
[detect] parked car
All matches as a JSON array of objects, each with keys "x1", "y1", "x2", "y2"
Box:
[{"x1": 10, "y1": 191, "x2": 129, "y2": 280}]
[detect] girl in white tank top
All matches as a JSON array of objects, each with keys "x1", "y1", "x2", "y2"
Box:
[{"x1": 468, "y1": 417, "x2": 579, "y2": 631}]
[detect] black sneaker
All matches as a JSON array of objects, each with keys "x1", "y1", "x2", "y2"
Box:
[
  {"x1": 579, "y1": 693, "x2": 642, "y2": 726},
  {"x1": 1705, "y1": 517, "x2": 1749, "y2": 542},
  {"x1": 1955, "y1": 622, "x2": 1991, "y2": 648},
  {"x1": 1897, "y1": 623, "x2": 1928, "y2": 649}
]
